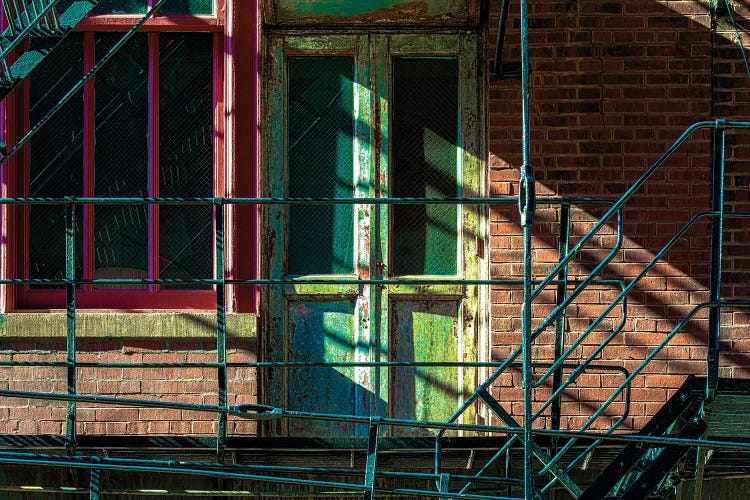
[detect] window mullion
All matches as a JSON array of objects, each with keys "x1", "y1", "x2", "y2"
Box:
[
  {"x1": 148, "y1": 32, "x2": 159, "y2": 293},
  {"x1": 83, "y1": 32, "x2": 95, "y2": 294}
]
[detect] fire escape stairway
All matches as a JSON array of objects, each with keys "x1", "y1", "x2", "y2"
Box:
[
  {"x1": 0, "y1": 0, "x2": 100, "y2": 100},
  {"x1": 579, "y1": 375, "x2": 707, "y2": 499}
]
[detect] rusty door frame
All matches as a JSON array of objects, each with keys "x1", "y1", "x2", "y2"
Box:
[
  {"x1": 372, "y1": 32, "x2": 484, "y2": 432},
  {"x1": 261, "y1": 30, "x2": 485, "y2": 435}
]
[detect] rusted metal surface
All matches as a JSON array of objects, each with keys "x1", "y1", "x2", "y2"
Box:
[
  {"x1": 262, "y1": 32, "x2": 484, "y2": 437},
  {"x1": 263, "y1": 0, "x2": 480, "y2": 26},
  {"x1": 390, "y1": 299, "x2": 460, "y2": 436},
  {"x1": 286, "y1": 300, "x2": 359, "y2": 436}
]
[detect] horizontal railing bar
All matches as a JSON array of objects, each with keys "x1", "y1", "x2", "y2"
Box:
[
  {"x1": 0, "y1": 196, "x2": 617, "y2": 205},
  {"x1": 0, "y1": 455, "x2": 519, "y2": 500},
  {"x1": 3, "y1": 387, "x2": 750, "y2": 452},
  {"x1": 0, "y1": 361, "x2": 629, "y2": 370},
  {"x1": 0, "y1": 451, "x2": 525, "y2": 487},
  {"x1": 0, "y1": 278, "x2": 628, "y2": 286}
]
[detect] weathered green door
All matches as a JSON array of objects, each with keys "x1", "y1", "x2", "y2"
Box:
[{"x1": 263, "y1": 33, "x2": 483, "y2": 436}]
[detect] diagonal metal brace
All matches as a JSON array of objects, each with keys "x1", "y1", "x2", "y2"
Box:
[
  {"x1": 362, "y1": 417, "x2": 381, "y2": 500},
  {"x1": 477, "y1": 388, "x2": 583, "y2": 497}
]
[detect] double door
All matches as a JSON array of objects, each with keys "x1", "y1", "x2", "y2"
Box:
[{"x1": 263, "y1": 32, "x2": 484, "y2": 436}]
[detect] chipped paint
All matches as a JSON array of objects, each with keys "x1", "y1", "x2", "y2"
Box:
[
  {"x1": 265, "y1": 0, "x2": 480, "y2": 26},
  {"x1": 263, "y1": 32, "x2": 485, "y2": 436}
]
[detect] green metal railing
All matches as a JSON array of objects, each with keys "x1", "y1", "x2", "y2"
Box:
[
  {"x1": 0, "y1": 173, "x2": 748, "y2": 497},
  {"x1": 0, "y1": 0, "x2": 749, "y2": 496},
  {"x1": 0, "y1": 192, "x2": 630, "y2": 499}
]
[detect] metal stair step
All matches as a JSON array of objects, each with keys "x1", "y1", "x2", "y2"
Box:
[{"x1": 0, "y1": 0, "x2": 98, "y2": 97}]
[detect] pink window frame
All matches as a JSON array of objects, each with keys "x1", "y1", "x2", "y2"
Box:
[{"x1": 4, "y1": 0, "x2": 260, "y2": 312}]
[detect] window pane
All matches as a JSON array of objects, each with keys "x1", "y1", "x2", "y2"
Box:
[
  {"x1": 391, "y1": 58, "x2": 458, "y2": 276},
  {"x1": 29, "y1": 34, "x2": 84, "y2": 285},
  {"x1": 161, "y1": 0, "x2": 213, "y2": 15},
  {"x1": 160, "y1": 33, "x2": 213, "y2": 288},
  {"x1": 287, "y1": 57, "x2": 355, "y2": 275},
  {"x1": 93, "y1": 0, "x2": 147, "y2": 14},
  {"x1": 93, "y1": 33, "x2": 149, "y2": 288}
]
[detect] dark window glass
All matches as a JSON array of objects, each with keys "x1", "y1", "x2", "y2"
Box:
[
  {"x1": 92, "y1": 0, "x2": 211, "y2": 15},
  {"x1": 391, "y1": 58, "x2": 458, "y2": 276},
  {"x1": 287, "y1": 57, "x2": 354, "y2": 275},
  {"x1": 29, "y1": 34, "x2": 84, "y2": 284},
  {"x1": 93, "y1": 33, "x2": 149, "y2": 287},
  {"x1": 159, "y1": 33, "x2": 213, "y2": 288}
]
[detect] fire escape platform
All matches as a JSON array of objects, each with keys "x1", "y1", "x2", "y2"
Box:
[{"x1": 1, "y1": 378, "x2": 750, "y2": 479}]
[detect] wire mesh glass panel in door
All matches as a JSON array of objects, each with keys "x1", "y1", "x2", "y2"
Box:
[
  {"x1": 159, "y1": 33, "x2": 213, "y2": 288},
  {"x1": 287, "y1": 57, "x2": 355, "y2": 275},
  {"x1": 93, "y1": 33, "x2": 149, "y2": 288},
  {"x1": 391, "y1": 58, "x2": 458, "y2": 276},
  {"x1": 29, "y1": 34, "x2": 84, "y2": 286}
]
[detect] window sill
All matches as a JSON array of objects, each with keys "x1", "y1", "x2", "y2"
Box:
[{"x1": 0, "y1": 312, "x2": 256, "y2": 339}]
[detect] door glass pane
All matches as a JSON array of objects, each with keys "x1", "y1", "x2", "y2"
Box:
[
  {"x1": 29, "y1": 35, "x2": 84, "y2": 285},
  {"x1": 93, "y1": 33, "x2": 149, "y2": 288},
  {"x1": 159, "y1": 33, "x2": 213, "y2": 288},
  {"x1": 287, "y1": 57, "x2": 355, "y2": 275},
  {"x1": 391, "y1": 58, "x2": 458, "y2": 276}
]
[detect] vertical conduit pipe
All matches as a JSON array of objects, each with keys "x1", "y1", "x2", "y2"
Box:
[
  {"x1": 518, "y1": 0, "x2": 536, "y2": 496},
  {"x1": 216, "y1": 201, "x2": 228, "y2": 457},
  {"x1": 550, "y1": 203, "x2": 571, "y2": 453},
  {"x1": 65, "y1": 200, "x2": 77, "y2": 453},
  {"x1": 707, "y1": 124, "x2": 726, "y2": 403}
]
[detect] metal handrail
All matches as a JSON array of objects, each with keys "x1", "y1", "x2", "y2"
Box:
[{"x1": 0, "y1": 0, "x2": 62, "y2": 84}]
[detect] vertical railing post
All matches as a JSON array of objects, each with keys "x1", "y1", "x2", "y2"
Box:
[
  {"x1": 493, "y1": 0, "x2": 511, "y2": 75},
  {"x1": 215, "y1": 200, "x2": 227, "y2": 458},
  {"x1": 519, "y1": 0, "x2": 536, "y2": 496},
  {"x1": 89, "y1": 459, "x2": 101, "y2": 500},
  {"x1": 65, "y1": 199, "x2": 77, "y2": 453},
  {"x1": 363, "y1": 417, "x2": 380, "y2": 500},
  {"x1": 550, "y1": 202, "x2": 570, "y2": 453},
  {"x1": 706, "y1": 124, "x2": 726, "y2": 404}
]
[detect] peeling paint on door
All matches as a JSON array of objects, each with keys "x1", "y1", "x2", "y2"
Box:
[{"x1": 264, "y1": 0, "x2": 480, "y2": 26}]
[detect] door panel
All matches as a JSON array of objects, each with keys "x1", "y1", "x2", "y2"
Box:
[
  {"x1": 286, "y1": 299, "x2": 359, "y2": 435},
  {"x1": 390, "y1": 299, "x2": 460, "y2": 435},
  {"x1": 264, "y1": 32, "x2": 482, "y2": 436}
]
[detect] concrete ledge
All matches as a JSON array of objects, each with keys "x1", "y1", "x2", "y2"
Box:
[{"x1": 0, "y1": 313, "x2": 257, "y2": 339}]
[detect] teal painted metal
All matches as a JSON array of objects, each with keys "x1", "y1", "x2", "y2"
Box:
[
  {"x1": 707, "y1": 128, "x2": 725, "y2": 405},
  {"x1": 64, "y1": 200, "x2": 76, "y2": 453},
  {"x1": 265, "y1": 0, "x2": 480, "y2": 26},
  {"x1": 215, "y1": 202, "x2": 227, "y2": 457},
  {"x1": 0, "y1": 0, "x2": 98, "y2": 96},
  {"x1": 723, "y1": 0, "x2": 750, "y2": 80},
  {"x1": 363, "y1": 418, "x2": 380, "y2": 499},
  {"x1": 4, "y1": 384, "x2": 750, "y2": 450},
  {"x1": 0, "y1": 4, "x2": 744, "y2": 483},
  {"x1": 89, "y1": 465, "x2": 101, "y2": 500},
  {"x1": 550, "y1": 202, "x2": 570, "y2": 452},
  {"x1": 0, "y1": 0, "x2": 168, "y2": 162},
  {"x1": 518, "y1": 0, "x2": 534, "y2": 492}
]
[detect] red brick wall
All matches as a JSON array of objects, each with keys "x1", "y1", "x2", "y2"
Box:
[
  {"x1": 0, "y1": 340, "x2": 257, "y2": 437},
  {"x1": 488, "y1": 0, "x2": 750, "y2": 431}
]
